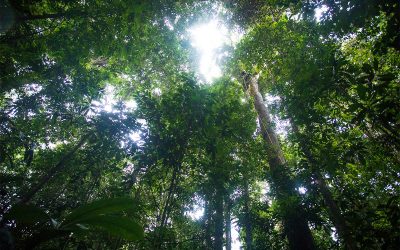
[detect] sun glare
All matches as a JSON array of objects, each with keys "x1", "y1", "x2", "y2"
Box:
[
  {"x1": 190, "y1": 20, "x2": 227, "y2": 51},
  {"x1": 189, "y1": 20, "x2": 229, "y2": 82},
  {"x1": 315, "y1": 5, "x2": 329, "y2": 22}
]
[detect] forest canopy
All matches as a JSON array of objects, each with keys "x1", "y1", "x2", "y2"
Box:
[{"x1": 0, "y1": 0, "x2": 399, "y2": 249}]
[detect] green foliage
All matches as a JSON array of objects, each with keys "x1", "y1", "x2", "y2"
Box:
[
  {"x1": 0, "y1": 0, "x2": 399, "y2": 249},
  {"x1": 60, "y1": 197, "x2": 138, "y2": 227},
  {"x1": 4, "y1": 198, "x2": 143, "y2": 248}
]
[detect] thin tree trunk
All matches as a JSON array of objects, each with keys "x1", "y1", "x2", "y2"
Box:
[
  {"x1": 315, "y1": 172, "x2": 355, "y2": 250},
  {"x1": 19, "y1": 133, "x2": 90, "y2": 204},
  {"x1": 243, "y1": 179, "x2": 253, "y2": 250},
  {"x1": 158, "y1": 136, "x2": 188, "y2": 229},
  {"x1": 210, "y1": 144, "x2": 224, "y2": 250},
  {"x1": 225, "y1": 195, "x2": 232, "y2": 250},
  {"x1": 157, "y1": 163, "x2": 180, "y2": 248},
  {"x1": 159, "y1": 165, "x2": 179, "y2": 229},
  {"x1": 214, "y1": 185, "x2": 224, "y2": 250},
  {"x1": 246, "y1": 74, "x2": 316, "y2": 250},
  {"x1": 204, "y1": 195, "x2": 213, "y2": 249},
  {"x1": 291, "y1": 123, "x2": 355, "y2": 250}
]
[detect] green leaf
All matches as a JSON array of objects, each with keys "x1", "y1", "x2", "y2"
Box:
[
  {"x1": 4, "y1": 204, "x2": 50, "y2": 225},
  {"x1": 61, "y1": 198, "x2": 134, "y2": 227},
  {"x1": 73, "y1": 215, "x2": 144, "y2": 241}
]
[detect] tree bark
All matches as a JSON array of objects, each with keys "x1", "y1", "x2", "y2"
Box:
[
  {"x1": 204, "y1": 195, "x2": 213, "y2": 249},
  {"x1": 19, "y1": 133, "x2": 90, "y2": 204},
  {"x1": 225, "y1": 195, "x2": 232, "y2": 250},
  {"x1": 246, "y1": 74, "x2": 316, "y2": 250},
  {"x1": 208, "y1": 143, "x2": 224, "y2": 250},
  {"x1": 214, "y1": 185, "x2": 224, "y2": 250},
  {"x1": 243, "y1": 179, "x2": 253, "y2": 250}
]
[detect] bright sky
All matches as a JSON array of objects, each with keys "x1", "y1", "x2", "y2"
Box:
[
  {"x1": 189, "y1": 19, "x2": 242, "y2": 82},
  {"x1": 189, "y1": 20, "x2": 226, "y2": 82},
  {"x1": 315, "y1": 5, "x2": 329, "y2": 22}
]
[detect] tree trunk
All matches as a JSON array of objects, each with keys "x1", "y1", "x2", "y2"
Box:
[
  {"x1": 204, "y1": 195, "x2": 213, "y2": 249},
  {"x1": 159, "y1": 164, "x2": 179, "y2": 229},
  {"x1": 209, "y1": 142, "x2": 224, "y2": 250},
  {"x1": 243, "y1": 179, "x2": 253, "y2": 250},
  {"x1": 315, "y1": 172, "x2": 355, "y2": 250},
  {"x1": 19, "y1": 133, "x2": 90, "y2": 204},
  {"x1": 246, "y1": 74, "x2": 316, "y2": 250},
  {"x1": 225, "y1": 195, "x2": 232, "y2": 250},
  {"x1": 291, "y1": 123, "x2": 355, "y2": 250},
  {"x1": 157, "y1": 161, "x2": 181, "y2": 248},
  {"x1": 214, "y1": 185, "x2": 224, "y2": 250}
]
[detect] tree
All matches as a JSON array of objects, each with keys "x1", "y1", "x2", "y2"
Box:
[{"x1": 1, "y1": 0, "x2": 399, "y2": 249}]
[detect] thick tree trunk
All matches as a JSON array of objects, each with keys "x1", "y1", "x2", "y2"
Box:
[
  {"x1": 19, "y1": 134, "x2": 90, "y2": 204},
  {"x1": 225, "y1": 196, "x2": 232, "y2": 250},
  {"x1": 247, "y1": 75, "x2": 316, "y2": 250},
  {"x1": 243, "y1": 179, "x2": 253, "y2": 250}
]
